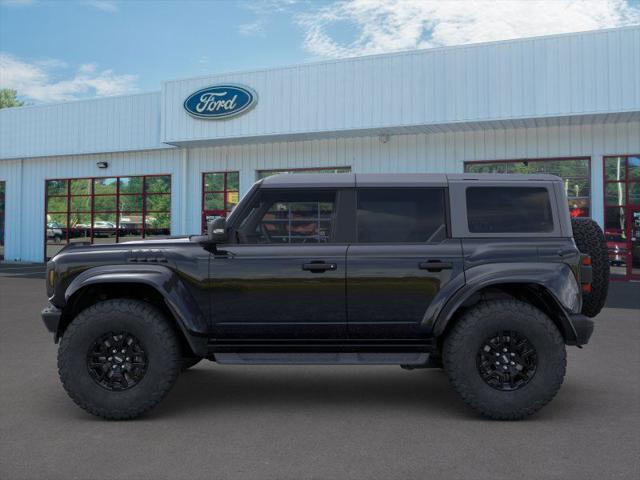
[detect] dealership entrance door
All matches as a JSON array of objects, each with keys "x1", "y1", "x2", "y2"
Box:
[{"x1": 604, "y1": 155, "x2": 640, "y2": 281}]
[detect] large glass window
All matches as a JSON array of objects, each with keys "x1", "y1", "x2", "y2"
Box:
[
  {"x1": 466, "y1": 187, "x2": 554, "y2": 234},
  {"x1": 202, "y1": 171, "x2": 239, "y2": 231},
  {"x1": 604, "y1": 155, "x2": 640, "y2": 280},
  {"x1": 237, "y1": 190, "x2": 337, "y2": 244},
  {"x1": 45, "y1": 175, "x2": 171, "y2": 259},
  {"x1": 464, "y1": 158, "x2": 591, "y2": 218},
  {"x1": 257, "y1": 166, "x2": 351, "y2": 180},
  {"x1": 0, "y1": 181, "x2": 5, "y2": 260},
  {"x1": 356, "y1": 189, "x2": 446, "y2": 243}
]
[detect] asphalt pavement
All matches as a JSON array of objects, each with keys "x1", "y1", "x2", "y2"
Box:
[{"x1": 0, "y1": 264, "x2": 638, "y2": 480}]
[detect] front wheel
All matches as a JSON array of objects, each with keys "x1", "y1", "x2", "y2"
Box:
[
  {"x1": 443, "y1": 299, "x2": 566, "y2": 420},
  {"x1": 57, "y1": 299, "x2": 182, "y2": 420}
]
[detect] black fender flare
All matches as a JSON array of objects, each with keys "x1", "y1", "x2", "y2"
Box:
[
  {"x1": 423, "y1": 262, "x2": 582, "y2": 343},
  {"x1": 64, "y1": 264, "x2": 209, "y2": 355}
]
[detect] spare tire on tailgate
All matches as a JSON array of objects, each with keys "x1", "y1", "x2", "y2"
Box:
[{"x1": 571, "y1": 218, "x2": 609, "y2": 317}]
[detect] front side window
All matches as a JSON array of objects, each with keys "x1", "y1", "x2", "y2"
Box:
[
  {"x1": 237, "y1": 190, "x2": 336, "y2": 244},
  {"x1": 45, "y1": 175, "x2": 171, "y2": 259},
  {"x1": 356, "y1": 189, "x2": 446, "y2": 243},
  {"x1": 466, "y1": 187, "x2": 553, "y2": 233}
]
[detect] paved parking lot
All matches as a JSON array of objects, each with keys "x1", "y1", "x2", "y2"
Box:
[{"x1": 0, "y1": 264, "x2": 638, "y2": 480}]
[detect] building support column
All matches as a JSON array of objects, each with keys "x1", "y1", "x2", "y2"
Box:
[{"x1": 180, "y1": 148, "x2": 188, "y2": 235}]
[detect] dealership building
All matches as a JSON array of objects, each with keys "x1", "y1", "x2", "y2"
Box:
[{"x1": 0, "y1": 26, "x2": 639, "y2": 279}]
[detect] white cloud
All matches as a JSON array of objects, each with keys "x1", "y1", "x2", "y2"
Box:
[
  {"x1": 84, "y1": 0, "x2": 118, "y2": 13},
  {"x1": 238, "y1": 19, "x2": 267, "y2": 36},
  {"x1": 0, "y1": 53, "x2": 138, "y2": 103},
  {"x1": 297, "y1": 0, "x2": 640, "y2": 59}
]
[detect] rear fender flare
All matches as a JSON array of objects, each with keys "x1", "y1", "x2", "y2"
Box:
[{"x1": 425, "y1": 262, "x2": 581, "y2": 341}]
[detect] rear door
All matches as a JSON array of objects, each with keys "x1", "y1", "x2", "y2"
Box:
[{"x1": 346, "y1": 187, "x2": 464, "y2": 339}]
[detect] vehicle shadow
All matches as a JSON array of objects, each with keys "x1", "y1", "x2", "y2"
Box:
[{"x1": 156, "y1": 365, "x2": 476, "y2": 419}]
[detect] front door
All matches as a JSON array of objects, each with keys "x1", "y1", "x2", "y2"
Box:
[
  {"x1": 347, "y1": 188, "x2": 464, "y2": 338},
  {"x1": 209, "y1": 188, "x2": 348, "y2": 338}
]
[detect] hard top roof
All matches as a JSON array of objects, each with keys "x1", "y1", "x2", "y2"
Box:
[{"x1": 259, "y1": 172, "x2": 561, "y2": 188}]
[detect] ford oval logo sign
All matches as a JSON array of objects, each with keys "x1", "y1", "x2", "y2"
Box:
[{"x1": 183, "y1": 84, "x2": 257, "y2": 119}]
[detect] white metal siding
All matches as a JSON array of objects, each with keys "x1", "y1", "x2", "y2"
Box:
[
  {"x1": 0, "y1": 149, "x2": 182, "y2": 261},
  {"x1": 0, "y1": 92, "x2": 168, "y2": 160},
  {"x1": 162, "y1": 27, "x2": 640, "y2": 145}
]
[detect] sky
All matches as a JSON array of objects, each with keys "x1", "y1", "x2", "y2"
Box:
[{"x1": 1, "y1": 0, "x2": 639, "y2": 104}]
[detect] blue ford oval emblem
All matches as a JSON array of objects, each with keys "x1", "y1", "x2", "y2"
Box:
[{"x1": 183, "y1": 84, "x2": 257, "y2": 119}]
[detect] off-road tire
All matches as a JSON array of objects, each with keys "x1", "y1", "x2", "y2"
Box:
[
  {"x1": 443, "y1": 299, "x2": 566, "y2": 420},
  {"x1": 571, "y1": 217, "x2": 609, "y2": 317},
  {"x1": 58, "y1": 299, "x2": 182, "y2": 420},
  {"x1": 181, "y1": 357, "x2": 202, "y2": 371}
]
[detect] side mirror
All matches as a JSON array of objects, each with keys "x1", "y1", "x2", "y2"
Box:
[{"x1": 207, "y1": 217, "x2": 228, "y2": 244}]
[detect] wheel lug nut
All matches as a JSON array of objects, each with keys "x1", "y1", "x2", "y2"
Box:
[
  {"x1": 510, "y1": 361, "x2": 515, "y2": 365},
  {"x1": 108, "y1": 356, "x2": 112, "y2": 361},
  {"x1": 503, "y1": 348, "x2": 508, "y2": 352},
  {"x1": 503, "y1": 366, "x2": 508, "y2": 370},
  {"x1": 126, "y1": 357, "x2": 130, "y2": 361},
  {"x1": 495, "y1": 361, "x2": 500, "y2": 365},
  {"x1": 510, "y1": 353, "x2": 515, "y2": 357},
  {"x1": 495, "y1": 353, "x2": 499, "y2": 357}
]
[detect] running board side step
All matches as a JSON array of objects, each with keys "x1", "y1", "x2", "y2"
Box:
[
  {"x1": 214, "y1": 352, "x2": 431, "y2": 365},
  {"x1": 207, "y1": 339, "x2": 436, "y2": 354}
]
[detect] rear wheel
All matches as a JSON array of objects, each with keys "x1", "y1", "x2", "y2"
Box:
[
  {"x1": 571, "y1": 217, "x2": 609, "y2": 317},
  {"x1": 58, "y1": 299, "x2": 182, "y2": 420},
  {"x1": 443, "y1": 299, "x2": 566, "y2": 420}
]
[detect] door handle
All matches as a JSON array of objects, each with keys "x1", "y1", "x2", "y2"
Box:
[
  {"x1": 418, "y1": 261, "x2": 453, "y2": 272},
  {"x1": 302, "y1": 262, "x2": 337, "y2": 272}
]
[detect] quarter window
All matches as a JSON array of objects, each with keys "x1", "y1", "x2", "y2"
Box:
[
  {"x1": 466, "y1": 187, "x2": 554, "y2": 233},
  {"x1": 356, "y1": 189, "x2": 447, "y2": 243},
  {"x1": 464, "y1": 158, "x2": 591, "y2": 218},
  {"x1": 237, "y1": 191, "x2": 337, "y2": 244}
]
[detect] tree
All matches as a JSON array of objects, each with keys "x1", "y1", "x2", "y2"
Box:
[{"x1": 0, "y1": 89, "x2": 24, "y2": 109}]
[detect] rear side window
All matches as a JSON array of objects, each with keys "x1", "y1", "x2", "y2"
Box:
[
  {"x1": 357, "y1": 188, "x2": 447, "y2": 243},
  {"x1": 466, "y1": 187, "x2": 554, "y2": 233}
]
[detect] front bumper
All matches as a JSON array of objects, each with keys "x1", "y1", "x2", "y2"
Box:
[
  {"x1": 41, "y1": 303, "x2": 62, "y2": 340},
  {"x1": 568, "y1": 313, "x2": 594, "y2": 346}
]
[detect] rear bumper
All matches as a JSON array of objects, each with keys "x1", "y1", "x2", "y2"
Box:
[
  {"x1": 568, "y1": 313, "x2": 594, "y2": 346},
  {"x1": 41, "y1": 303, "x2": 62, "y2": 339}
]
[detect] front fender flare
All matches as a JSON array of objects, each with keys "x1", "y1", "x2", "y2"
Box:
[
  {"x1": 424, "y1": 262, "x2": 581, "y2": 341},
  {"x1": 65, "y1": 264, "x2": 209, "y2": 339}
]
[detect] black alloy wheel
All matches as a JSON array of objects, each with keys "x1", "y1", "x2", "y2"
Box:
[
  {"x1": 476, "y1": 331, "x2": 537, "y2": 391},
  {"x1": 87, "y1": 332, "x2": 148, "y2": 391}
]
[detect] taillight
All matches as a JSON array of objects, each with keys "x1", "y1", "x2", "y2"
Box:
[{"x1": 581, "y1": 256, "x2": 592, "y2": 266}]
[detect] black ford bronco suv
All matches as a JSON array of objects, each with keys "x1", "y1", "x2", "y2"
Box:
[{"x1": 42, "y1": 173, "x2": 609, "y2": 420}]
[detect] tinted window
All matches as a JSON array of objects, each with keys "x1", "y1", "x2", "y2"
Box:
[
  {"x1": 466, "y1": 187, "x2": 553, "y2": 233},
  {"x1": 238, "y1": 191, "x2": 336, "y2": 244},
  {"x1": 357, "y1": 189, "x2": 446, "y2": 243}
]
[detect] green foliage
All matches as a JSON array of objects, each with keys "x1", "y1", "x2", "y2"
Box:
[{"x1": 0, "y1": 89, "x2": 24, "y2": 109}]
